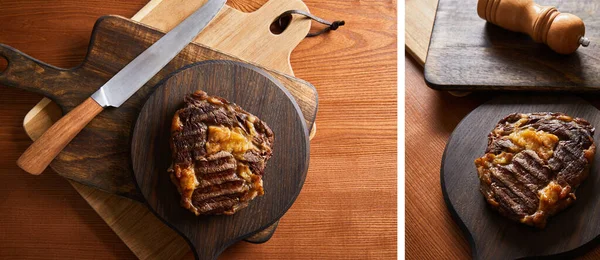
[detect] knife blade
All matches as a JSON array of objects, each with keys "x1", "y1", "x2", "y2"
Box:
[{"x1": 17, "y1": 0, "x2": 227, "y2": 175}]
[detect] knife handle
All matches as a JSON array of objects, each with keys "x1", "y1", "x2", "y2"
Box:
[{"x1": 17, "y1": 97, "x2": 104, "y2": 175}]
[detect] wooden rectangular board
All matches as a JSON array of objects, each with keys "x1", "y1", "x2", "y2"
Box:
[{"x1": 424, "y1": 0, "x2": 599, "y2": 91}]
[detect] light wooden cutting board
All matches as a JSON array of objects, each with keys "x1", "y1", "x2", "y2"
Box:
[
  {"x1": 405, "y1": 0, "x2": 437, "y2": 66},
  {"x1": 22, "y1": 0, "x2": 313, "y2": 258}
]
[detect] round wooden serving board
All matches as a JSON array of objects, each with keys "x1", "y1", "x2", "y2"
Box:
[
  {"x1": 441, "y1": 95, "x2": 600, "y2": 260},
  {"x1": 131, "y1": 60, "x2": 309, "y2": 260}
]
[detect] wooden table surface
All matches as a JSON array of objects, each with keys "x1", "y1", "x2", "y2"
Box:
[
  {"x1": 405, "y1": 52, "x2": 600, "y2": 259},
  {"x1": 0, "y1": 0, "x2": 397, "y2": 259}
]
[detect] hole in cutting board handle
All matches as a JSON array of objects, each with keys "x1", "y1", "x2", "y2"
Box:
[
  {"x1": 270, "y1": 13, "x2": 291, "y2": 35},
  {"x1": 0, "y1": 55, "x2": 7, "y2": 75}
]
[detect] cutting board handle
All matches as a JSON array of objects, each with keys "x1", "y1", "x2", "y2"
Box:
[
  {"x1": 137, "y1": 0, "x2": 312, "y2": 76},
  {"x1": 0, "y1": 44, "x2": 64, "y2": 99}
]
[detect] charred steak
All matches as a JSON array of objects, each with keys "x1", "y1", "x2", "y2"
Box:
[
  {"x1": 169, "y1": 91, "x2": 274, "y2": 215},
  {"x1": 474, "y1": 112, "x2": 595, "y2": 228}
]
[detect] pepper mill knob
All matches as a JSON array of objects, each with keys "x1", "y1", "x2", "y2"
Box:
[{"x1": 477, "y1": 0, "x2": 588, "y2": 54}]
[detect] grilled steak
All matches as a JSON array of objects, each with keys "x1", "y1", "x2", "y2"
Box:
[
  {"x1": 169, "y1": 91, "x2": 274, "y2": 215},
  {"x1": 474, "y1": 112, "x2": 595, "y2": 228}
]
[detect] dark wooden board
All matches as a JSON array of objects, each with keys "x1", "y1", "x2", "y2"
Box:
[
  {"x1": 131, "y1": 60, "x2": 309, "y2": 260},
  {"x1": 441, "y1": 95, "x2": 600, "y2": 260},
  {"x1": 0, "y1": 15, "x2": 316, "y2": 198},
  {"x1": 424, "y1": 0, "x2": 600, "y2": 91}
]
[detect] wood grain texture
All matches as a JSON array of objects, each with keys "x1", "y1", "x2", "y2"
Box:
[
  {"x1": 405, "y1": 55, "x2": 481, "y2": 260},
  {"x1": 405, "y1": 0, "x2": 438, "y2": 65},
  {"x1": 0, "y1": 2, "x2": 145, "y2": 259},
  {"x1": 132, "y1": 61, "x2": 309, "y2": 260},
  {"x1": 137, "y1": 0, "x2": 311, "y2": 76},
  {"x1": 424, "y1": 0, "x2": 600, "y2": 91},
  {"x1": 0, "y1": 90, "x2": 136, "y2": 260},
  {"x1": 70, "y1": 181, "x2": 192, "y2": 259},
  {"x1": 0, "y1": 15, "x2": 318, "y2": 198},
  {"x1": 443, "y1": 96, "x2": 600, "y2": 259},
  {"x1": 406, "y1": 54, "x2": 600, "y2": 260},
  {"x1": 0, "y1": 0, "x2": 397, "y2": 259}
]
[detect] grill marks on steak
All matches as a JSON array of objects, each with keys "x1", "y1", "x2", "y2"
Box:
[
  {"x1": 170, "y1": 91, "x2": 274, "y2": 215},
  {"x1": 482, "y1": 151, "x2": 548, "y2": 220},
  {"x1": 475, "y1": 112, "x2": 595, "y2": 228}
]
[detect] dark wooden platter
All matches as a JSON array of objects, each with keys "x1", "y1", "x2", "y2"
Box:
[
  {"x1": 424, "y1": 0, "x2": 599, "y2": 91},
  {"x1": 441, "y1": 95, "x2": 600, "y2": 260},
  {"x1": 0, "y1": 15, "x2": 317, "y2": 243},
  {"x1": 131, "y1": 60, "x2": 309, "y2": 260}
]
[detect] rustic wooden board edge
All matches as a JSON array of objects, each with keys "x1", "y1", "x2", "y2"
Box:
[
  {"x1": 439, "y1": 140, "x2": 478, "y2": 259},
  {"x1": 405, "y1": 42, "x2": 425, "y2": 67},
  {"x1": 423, "y1": 82, "x2": 600, "y2": 92},
  {"x1": 420, "y1": 0, "x2": 440, "y2": 67},
  {"x1": 244, "y1": 221, "x2": 278, "y2": 244},
  {"x1": 129, "y1": 60, "x2": 311, "y2": 259},
  {"x1": 421, "y1": 0, "x2": 452, "y2": 91},
  {"x1": 423, "y1": 61, "x2": 600, "y2": 92},
  {"x1": 439, "y1": 95, "x2": 600, "y2": 259}
]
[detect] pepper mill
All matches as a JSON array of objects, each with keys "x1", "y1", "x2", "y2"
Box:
[{"x1": 477, "y1": 0, "x2": 590, "y2": 54}]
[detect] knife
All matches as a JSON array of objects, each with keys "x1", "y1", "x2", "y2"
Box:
[{"x1": 17, "y1": 0, "x2": 227, "y2": 175}]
